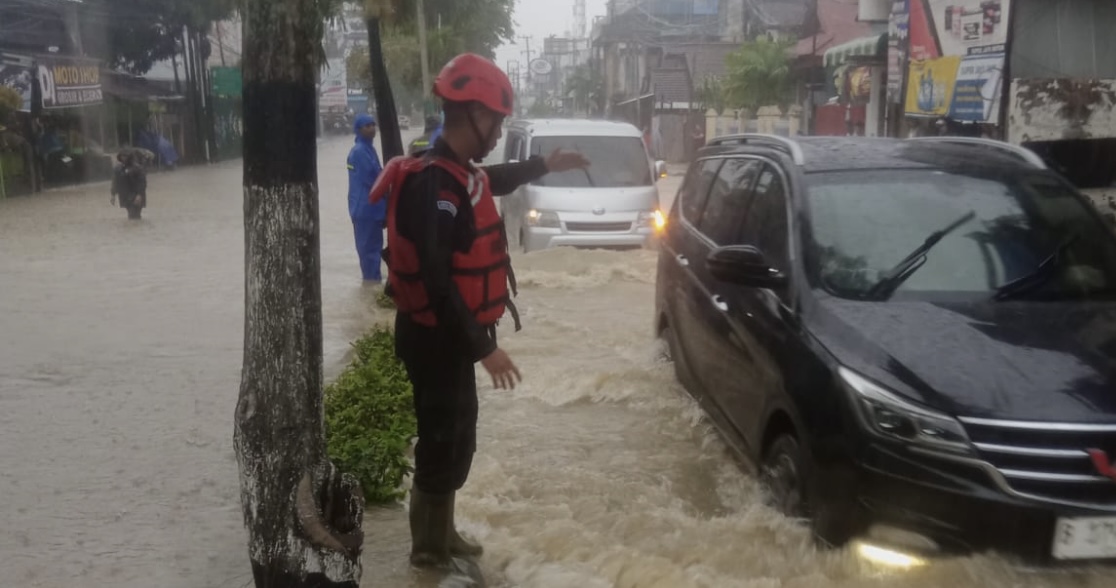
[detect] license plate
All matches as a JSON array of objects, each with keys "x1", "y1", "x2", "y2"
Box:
[{"x1": 1052, "y1": 516, "x2": 1116, "y2": 560}]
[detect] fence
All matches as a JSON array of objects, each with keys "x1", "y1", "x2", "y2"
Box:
[{"x1": 704, "y1": 106, "x2": 803, "y2": 140}]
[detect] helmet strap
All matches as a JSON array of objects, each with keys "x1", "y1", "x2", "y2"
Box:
[{"x1": 465, "y1": 107, "x2": 499, "y2": 164}]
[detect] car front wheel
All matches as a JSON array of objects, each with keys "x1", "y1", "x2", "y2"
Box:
[{"x1": 761, "y1": 434, "x2": 811, "y2": 520}]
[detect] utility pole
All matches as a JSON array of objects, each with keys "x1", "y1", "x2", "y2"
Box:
[
  {"x1": 417, "y1": 0, "x2": 432, "y2": 115},
  {"x1": 236, "y1": 0, "x2": 365, "y2": 584}
]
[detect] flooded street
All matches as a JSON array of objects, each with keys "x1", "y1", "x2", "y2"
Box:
[{"x1": 0, "y1": 137, "x2": 1111, "y2": 588}]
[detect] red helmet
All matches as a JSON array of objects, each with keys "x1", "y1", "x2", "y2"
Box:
[{"x1": 434, "y1": 53, "x2": 514, "y2": 116}]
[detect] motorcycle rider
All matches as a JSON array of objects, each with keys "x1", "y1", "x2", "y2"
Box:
[
  {"x1": 370, "y1": 53, "x2": 588, "y2": 568},
  {"x1": 111, "y1": 148, "x2": 147, "y2": 220}
]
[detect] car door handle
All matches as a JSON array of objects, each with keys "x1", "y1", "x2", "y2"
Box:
[
  {"x1": 711, "y1": 295, "x2": 729, "y2": 312},
  {"x1": 676, "y1": 254, "x2": 689, "y2": 267}
]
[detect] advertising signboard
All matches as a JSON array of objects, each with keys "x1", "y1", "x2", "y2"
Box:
[
  {"x1": 905, "y1": 55, "x2": 962, "y2": 117},
  {"x1": 905, "y1": 0, "x2": 1009, "y2": 121},
  {"x1": 949, "y1": 53, "x2": 1004, "y2": 121},
  {"x1": 319, "y1": 58, "x2": 347, "y2": 110},
  {"x1": 39, "y1": 56, "x2": 103, "y2": 109},
  {"x1": 887, "y1": 1, "x2": 910, "y2": 104}
]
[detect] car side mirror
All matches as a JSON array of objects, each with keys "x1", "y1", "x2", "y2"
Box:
[
  {"x1": 655, "y1": 160, "x2": 667, "y2": 181},
  {"x1": 706, "y1": 245, "x2": 787, "y2": 288}
]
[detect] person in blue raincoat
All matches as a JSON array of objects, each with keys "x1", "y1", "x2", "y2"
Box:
[{"x1": 348, "y1": 113, "x2": 385, "y2": 281}]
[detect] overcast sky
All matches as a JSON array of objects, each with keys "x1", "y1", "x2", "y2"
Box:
[{"x1": 494, "y1": 0, "x2": 611, "y2": 73}]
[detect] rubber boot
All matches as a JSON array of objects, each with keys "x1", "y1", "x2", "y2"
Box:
[
  {"x1": 409, "y1": 489, "x2": 452, "y2": 568},
  {"x1": 447, "y1": 491, "x2": 483, "y2": 557}
]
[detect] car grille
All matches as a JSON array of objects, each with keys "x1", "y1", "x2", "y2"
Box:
[
  {"x1": 960, "y1": 417, "x2": 1116, "y2": 508},
  {"x1": 565, "y1": 221, "x2": 632, "y2": 232}
]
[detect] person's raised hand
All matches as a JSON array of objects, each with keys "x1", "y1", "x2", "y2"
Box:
[
  {"x1": 480, "y1": 347, "x2": 522, "y2": 390},
  {"x1": 545, "y1": 149, "x2": 590, "y2": 173}
]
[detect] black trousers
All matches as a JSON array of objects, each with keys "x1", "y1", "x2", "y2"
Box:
[{"x1": 395, "y1": 314, "x2": 478, "y2": 494}]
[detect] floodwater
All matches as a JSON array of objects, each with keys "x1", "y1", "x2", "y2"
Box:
[{"x1": 0, "y1": 135, "x2": 1111, "y2": 588}]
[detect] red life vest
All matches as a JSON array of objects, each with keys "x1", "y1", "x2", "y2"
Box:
[{"x1": 370, "y1": 155, "x2": 520, "y2": 330}]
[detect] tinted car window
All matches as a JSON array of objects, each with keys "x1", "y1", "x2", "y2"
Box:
[
  {"x1": 699, "y1": 158, "x2": 762, "y2": 245},
  {"x1": 739, "y1": 165, "x2": 790, "y2": 269},
  {"x1": 680, "y1": 158, "x2": 723, "y2": 226},
  {"x1": 530, "y1": 136, "x2": 651, "y2": 188},
  {"x1": 804, "y1": 170, "x2": 1116, "y2": 300}
]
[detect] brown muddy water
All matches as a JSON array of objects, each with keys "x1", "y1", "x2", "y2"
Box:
[{"x1": 0, "y1": 137, "x2": 1110, "y2": 588}]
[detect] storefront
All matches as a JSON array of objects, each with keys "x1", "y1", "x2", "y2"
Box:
[{"x1": 819, "y1": 34, "x2": 888, "y2": 136}]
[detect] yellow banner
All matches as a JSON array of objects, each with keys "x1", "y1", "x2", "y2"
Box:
[{"x1": 905, "y1": 56, "x2": 962, "y2": 117}]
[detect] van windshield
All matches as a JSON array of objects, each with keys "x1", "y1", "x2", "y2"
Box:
[{"x1": 530, "y1": 136, "x2": 652, "y2": 188}]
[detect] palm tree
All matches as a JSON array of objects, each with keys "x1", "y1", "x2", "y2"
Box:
[{"x1": 722, "y1": 39, "x2": 794, "y2": 112}]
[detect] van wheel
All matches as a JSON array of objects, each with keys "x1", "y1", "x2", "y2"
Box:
[
  {"x1": 761, "y1": 434, "x2": 810, "y2": 520},
  {"x1": 658, "y1": 324, "x2": 676, "y2": 363}
]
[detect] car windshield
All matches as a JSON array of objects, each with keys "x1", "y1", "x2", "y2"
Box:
[
  {"x1": 804, "y1": 169, "x2": 1116, "y2": 301},
  {"x1": 530, "y1": 136, "x2": 651, "y2": 188}
]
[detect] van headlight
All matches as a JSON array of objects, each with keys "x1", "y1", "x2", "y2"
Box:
[
  {"x1": 526, "y1": 209, "x2": 560, "y2": 228},
  {"x1": 638, "y1": 210, "x2": 667, "y2": 231},
  {"x1": 839, "y1": 367, "x2": 974, "y2": 456}
]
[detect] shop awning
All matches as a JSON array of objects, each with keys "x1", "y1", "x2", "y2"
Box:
[
  {"x1": 102, "y1": 70, "x2": 185, "y2": 103},
  {"x1": 824, "y1": 33, "x2": 888, "y2": 69}
]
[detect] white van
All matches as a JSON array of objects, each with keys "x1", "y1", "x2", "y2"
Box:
[{"x1": 500, "y1": 119, "x2": 666, "y2": 252}]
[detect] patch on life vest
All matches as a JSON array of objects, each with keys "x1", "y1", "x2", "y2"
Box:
[{"x1": 437, "y1": 200, "x2": 458, "y2": 217}]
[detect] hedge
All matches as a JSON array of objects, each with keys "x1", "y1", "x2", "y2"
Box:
[{"x1": 324, "y1": 327, "x2": 416, "y2": 504}]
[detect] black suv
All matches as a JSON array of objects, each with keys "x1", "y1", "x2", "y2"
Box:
[{"x1": 655, "y1": 135, "x2": 1116, "y2": 564}]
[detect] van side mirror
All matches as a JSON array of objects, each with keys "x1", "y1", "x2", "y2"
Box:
[
  {"x1": 655, "y1": 160, "x2": 667, "y2": 181},
  {"x1": 707, "y1": 246, "x2": 787, "y2": 288}
]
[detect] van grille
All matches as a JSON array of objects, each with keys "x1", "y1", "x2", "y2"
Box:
[
  {"x1": 960, "y1": 417, "x2": 1116, "y2": 508},
  {"x1": 566, "y1": 221, "x2": 632, "y2": 232}
]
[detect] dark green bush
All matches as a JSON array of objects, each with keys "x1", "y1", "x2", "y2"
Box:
[
  {"x1": 325, "y1": 327, "x2": 416, "y2": 504},
  {"x1": 375, "y1": 288, "x2": 396, "y2": 310}
]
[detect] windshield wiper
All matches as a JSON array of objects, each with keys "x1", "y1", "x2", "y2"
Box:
[
  {"x1": 865, "y1": 211, "x2": 976, "y2": 301},
  {"x1": 993, "y1": 233, "x2": 1080, "y2": 301}
]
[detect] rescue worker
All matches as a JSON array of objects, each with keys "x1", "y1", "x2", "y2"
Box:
[
  {"x1": 347, "y1": 113, "x2": 385, "y2": 281},
  {"x1": 408, "y1": 114, "x2": 444, "y2": 156},
  {"x1": 370, "y1": 53, "x2": 588, "y2": 568}
]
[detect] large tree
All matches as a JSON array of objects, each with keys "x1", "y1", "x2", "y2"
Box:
[
  {"x1": 78, "y1": 0, "x2": 236, "y2": 74},
  {"x1": 235, "y1": 0, "x2": 364, "y2": 586}
]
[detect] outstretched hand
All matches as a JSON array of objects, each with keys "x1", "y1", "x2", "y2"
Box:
[{"x1": 545, "y1": 149, "x2": 590, "y2": 173}]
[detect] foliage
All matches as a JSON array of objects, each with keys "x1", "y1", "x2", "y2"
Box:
[
  {"x1": 324, "y1": 327, "x2": 416, "y2": 504},
  {"x1": 723, "y1": 39, "x2": 794, "y2": 112},
  {"x1": 82, "y1": 0, "x2": 238, "y2": 74},
  {"x1": 0, "y1": 86, "x2": 21, "y2": 123},
  {"x1": 527, "y1": 99, "x2": 558, "y2": 118},
  {"x1": 375, "y1": 288, "x2": 396, "y2": 309},
  {"x1": 695, "y1": 76, "x2": 726, "y2": 115},
  {"x1": 348, "y1": 0, "x2": 515, "y2": 104},
  {"x1": 564, "y1": 65, "x2": 604, "y2": 116}
]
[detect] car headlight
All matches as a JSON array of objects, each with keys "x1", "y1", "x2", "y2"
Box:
[
  {"x1": 839, "y1": 367, "x2": 974, "y2": 455},
  {"x1": 526, "y1": 209, "x2": 560, "y2": 228},
  {"x1": 638, "y1": 210, "x2": 667, "y2": 231}
]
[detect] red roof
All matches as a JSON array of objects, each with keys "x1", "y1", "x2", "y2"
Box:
[{"x1": 794, "y1": 0, "x2": 872, "y2": 58}]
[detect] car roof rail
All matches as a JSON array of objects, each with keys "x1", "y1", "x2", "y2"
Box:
[
  {"x1": 705, "y1": 133, "x2": 806, "y2": 166},
  {"x1": 907, "y1": 137, "x2": 1047, "y2": 169}
]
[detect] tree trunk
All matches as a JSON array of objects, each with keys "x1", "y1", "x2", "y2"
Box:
[
  {"x1": 365, "y1": 17, "x2": 404, "y2": 161},
  {"x1": 235, "y1": 1, "x2": 365, "y2": 586}
]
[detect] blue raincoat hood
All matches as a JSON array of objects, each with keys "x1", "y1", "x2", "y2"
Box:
[{"x1": 353, "y1": 113, "x2": 376, "y2": 134}]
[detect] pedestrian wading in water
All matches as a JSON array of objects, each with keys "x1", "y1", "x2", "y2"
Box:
[
  {"x1": 111, "y1": 149, "x2": 147, "y2": 220},
  {"x1": 370, "y1": 53, "x2": 589, "y2": 570}
]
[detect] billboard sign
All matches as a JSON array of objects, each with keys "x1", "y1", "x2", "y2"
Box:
[
  {"x1": 39, "y1": 56, "x2": 103, "y2": 109},
  {"x1": 910, "y1": 0, "x2": 1010, "y2": 60}
]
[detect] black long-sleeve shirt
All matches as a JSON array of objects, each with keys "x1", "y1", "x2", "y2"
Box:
[{"x1": 396, "y1": 140, "x2": 548, "y2": 361}]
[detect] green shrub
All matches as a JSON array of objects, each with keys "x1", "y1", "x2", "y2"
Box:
[
  {"x1": 375, "y1": 288, "x2": 396, "y2": 310},
  {"x1": 325, "y1": 327, "x2": 416, "y2": 504}
]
